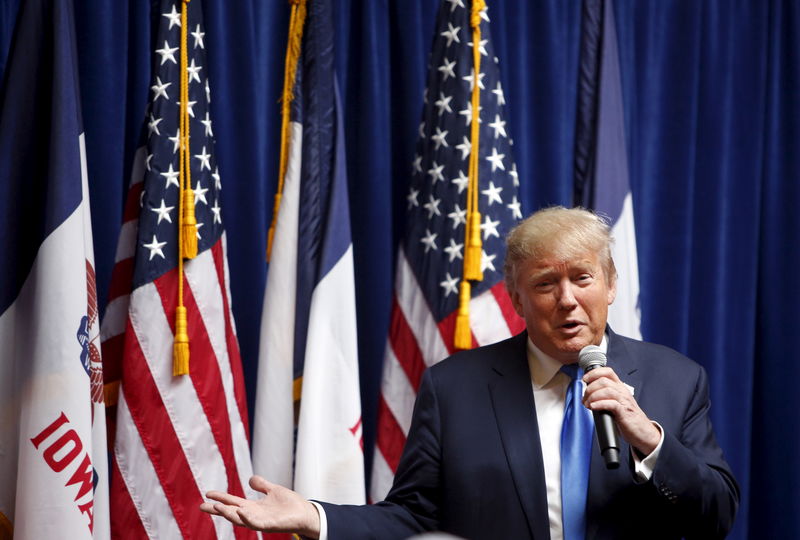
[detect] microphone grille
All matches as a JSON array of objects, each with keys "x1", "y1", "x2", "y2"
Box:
[{"x1": 579, "y1": 345, "x2": 607, "y2": 371}]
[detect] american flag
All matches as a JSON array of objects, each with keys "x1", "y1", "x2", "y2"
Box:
[
  {"x1": 370, "y1": 0, "x2": 525, "y2": 502},
  {"x1": 100, "y1": 1, "x2": 256, "y2": 537}
]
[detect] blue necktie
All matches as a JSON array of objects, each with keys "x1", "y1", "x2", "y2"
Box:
[{"x1": 560, "y1": 364, "x2": 593, "y2": 540}]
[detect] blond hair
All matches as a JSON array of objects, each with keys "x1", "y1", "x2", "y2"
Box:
[{"x1": 504, "y1": 206, "x2": 617, "y2": 293}]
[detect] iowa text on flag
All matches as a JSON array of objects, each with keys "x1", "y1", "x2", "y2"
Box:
[
  {"x1": 252, "y1": 0, "x2": 365, "y2": 504},
  {"x1": 0, "y1": 0, "x2": 109, "y2": 537},
  {"x1": 99, "y1": 1, "x2": 256, "y2": 537},
  {"x1": 370, "y1": 0, "x2": 525, "y2": 502}
]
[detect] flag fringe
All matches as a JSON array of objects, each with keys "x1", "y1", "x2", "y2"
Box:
[{"x1": 268, "y1": 0, "x2": 308, "y2": 261}]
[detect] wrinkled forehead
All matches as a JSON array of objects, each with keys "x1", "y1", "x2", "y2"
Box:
[{"x1": 523, "y1": 252, "x2": 602, "y2": 276}]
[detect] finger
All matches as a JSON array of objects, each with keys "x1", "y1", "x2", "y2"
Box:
[
  {"x1": 249, "y1": 475, "x2": 273, "y2": 494},
  {"x1": 583, "y1": 376, "x2": 617, "y2": 394},
  {"x1": 583, "y1": 366, "x2": 621, "y2": 384},
  {"x1": 206, "y1": 490, "x2": 248, "y2": 506},
  {"x1": 583, "y1": 381, "x2": 626, "y2": 405},
  {"x1": 583, "y1": 385, "x2": 626, "y2": 404},
  {"x1": 586, "y1": 398, "x2": 622, "y2": 414},
  {"x1": 582, "y1": 366, "x2": 619, "y2": 383},
  {"x1": 211, "y1": 503, "x2": 247, "y2": 526},
  {"x1": 199, "y1": 501, "x2": 221, "y2": 515}
]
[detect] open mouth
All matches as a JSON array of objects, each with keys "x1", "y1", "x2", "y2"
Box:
[{"x1": 561, "y1": 322, "x2": 581, "y2": 330}]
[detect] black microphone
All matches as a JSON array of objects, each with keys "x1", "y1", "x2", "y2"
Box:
[{"x1": 579, "y1": 345, "x2": 620, "y2": 469}]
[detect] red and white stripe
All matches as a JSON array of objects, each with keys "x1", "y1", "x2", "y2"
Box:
[
  {"x1": 101, "y1": 149, "x2": 257, "y2": 539},
  {"x1": 370, "y1": 249, "x2": 525, "y2": 502}
]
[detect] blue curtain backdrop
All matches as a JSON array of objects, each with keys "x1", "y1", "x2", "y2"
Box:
[{"x1": 1, "y1": 1, "x2": 797, "y2": 538}]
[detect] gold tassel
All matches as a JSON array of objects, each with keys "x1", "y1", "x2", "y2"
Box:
[
  {"x1": 464, "y1": 210, "x2": 483, "y2": 281},
  {"x1": 458, "y1": 0, "x2": 486, "y2": 308},
  {"x1": 173, "y1": 306, "x2": 190, "y2": 376},
  {"x1": 181, "y1": 188, "x2": 198, "y2": 259},
  {"x1": 454, "y1": 281, "x2": 473, "y2": 350},
  {"x1": 471, "y1": 0, "x2": 486, "y2": 27},
  {"x1": 172, "y1": 0, "x2": 193, "y2": 377}
]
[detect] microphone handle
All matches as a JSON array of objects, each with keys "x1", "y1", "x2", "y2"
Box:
[
  {"x1": 581, "y1": 360, "x2": 621, "y2": 469},
  {"x1": 593, "y1": 409, "x2": 620, "y2": 469}
]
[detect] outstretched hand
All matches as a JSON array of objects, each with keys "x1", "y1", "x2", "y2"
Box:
[{"x1": 200, "y1": 476, "x2": 321, "y2": 538}]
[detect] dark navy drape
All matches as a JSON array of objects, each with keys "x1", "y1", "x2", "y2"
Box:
[{"x1": 1, "y1": 1, "x2": 797, "y2": 538}]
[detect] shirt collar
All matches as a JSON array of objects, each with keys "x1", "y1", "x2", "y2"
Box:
[{"x1": 526, "y1": 334, "x2": 608, "y2": 389}]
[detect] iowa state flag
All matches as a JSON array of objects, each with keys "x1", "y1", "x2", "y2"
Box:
[{"x1": 0, "y1": 0, "x2": 109, "y2": 538}]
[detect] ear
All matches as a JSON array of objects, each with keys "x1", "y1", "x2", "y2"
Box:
[
  {"x1": 509, "y1": 285, "x2": 525, "y2": 317},
  {"x1": 607, "y1": 277, "x2": 617, "y2": 305}
]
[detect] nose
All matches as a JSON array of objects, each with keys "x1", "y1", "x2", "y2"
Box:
[{"x1": 556, "y1": 281, "x2": 578, "y2": 310}]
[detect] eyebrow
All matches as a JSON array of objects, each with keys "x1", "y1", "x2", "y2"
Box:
[
  {"x1": 526, "y1": 261, "x2": 596, "y2": 283},
  {"x1": 526, "y1": 269, "x2": 555, "y2": 283}
]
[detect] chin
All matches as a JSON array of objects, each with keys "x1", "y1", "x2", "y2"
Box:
[
  {"x1": 549, "y1": 344, "x2": 582, "y2": 362},
  {"x1": 556, "y1": 338, "x2": 592, "y2": 356}
]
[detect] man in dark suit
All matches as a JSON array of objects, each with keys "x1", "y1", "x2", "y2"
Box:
[{"x1": 202, "y1": 206, "x2": 739, "y2": 539}]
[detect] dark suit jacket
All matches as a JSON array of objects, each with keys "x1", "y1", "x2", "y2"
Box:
[{"x1": 320, "y1": 330, "x2": 739, "y2": 539}]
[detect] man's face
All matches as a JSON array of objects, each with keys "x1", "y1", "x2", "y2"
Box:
[{"x1": 510, "y1": 250, "x2": 616, "y2": 363}]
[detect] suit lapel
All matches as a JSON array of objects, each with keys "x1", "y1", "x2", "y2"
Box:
[
  {"x1": 488, "y1": 333, "x2": 551, "y2": 540},
  {"x1": 605, "y1": 328, "x2": 642, "y2": 406},
  {"x1": 586, "y1": 328, "x2": 642, "y2": 539}
]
